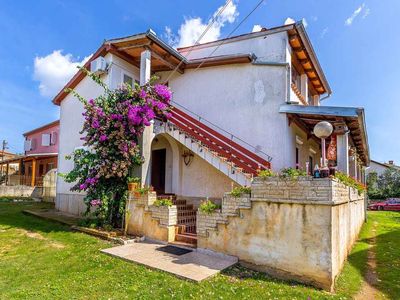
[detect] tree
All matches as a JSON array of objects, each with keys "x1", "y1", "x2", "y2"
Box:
[
  {"x1": 61, "y1": 69, "x2": 172, "y2": 227},
  {"x1": 367, "y1": 168, "x2": 400, "y2": 199}
]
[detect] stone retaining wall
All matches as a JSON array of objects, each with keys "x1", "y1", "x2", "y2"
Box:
[
  {"x1": 0, "y1": 185, "x2": 42, "y2": 198},
  {"x1": 126, "y1": 191, "x2": 177, "y2": 242},
  {"x1": 197, "y1": 176, "x2": 366, "y2": 291}
]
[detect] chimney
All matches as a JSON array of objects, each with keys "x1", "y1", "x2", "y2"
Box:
[{"x1": 388, "y1": 160, "x2": 394, "y2": 165}]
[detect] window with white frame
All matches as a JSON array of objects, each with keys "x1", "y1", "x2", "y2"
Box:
[
  {"x1": 42, "y1": 134, "x2": 51, "y2": 146},
  {"x1": 122, "y1": 72, "x2": 133, "y2": 87},
  {"x1": 24, "y1": 140, "x2": 32, "y2": 151}
]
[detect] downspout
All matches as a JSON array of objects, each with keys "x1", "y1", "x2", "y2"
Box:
[{"x1": 320, "y1": 92, "x2": 332, "y2": 102}]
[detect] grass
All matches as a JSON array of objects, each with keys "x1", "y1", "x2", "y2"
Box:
[
  {"x1": 0, "y1": 201, "x2": 398, "y2": 299},
  {"x1": 371, "y1": 211, "x2": 400, "y2": 299}
]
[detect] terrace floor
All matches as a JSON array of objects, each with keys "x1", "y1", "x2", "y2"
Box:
[{"x1": 101, "y1": 240, "x2": 238, "y2": 281}]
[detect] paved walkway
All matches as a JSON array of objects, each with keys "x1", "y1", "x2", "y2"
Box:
[
  {"x1": 101, "y1": 240, "x2": 238, "y2": 281},
  {"x1": 23, "y1": 208, "x2": 81, "y2": 226}
]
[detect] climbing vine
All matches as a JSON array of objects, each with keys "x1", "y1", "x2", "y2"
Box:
[{"x1": 61, "y1": 69, "x2": 172, "y2": 227}]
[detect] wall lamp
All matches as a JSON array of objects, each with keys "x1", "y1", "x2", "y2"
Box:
[{"x1": 182, "y1": 150, "x2": 194, "y2": 166}]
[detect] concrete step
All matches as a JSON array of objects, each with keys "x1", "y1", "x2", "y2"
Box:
[{"x1": 175, "y1": 233, "x2": 198, "y2": 246}]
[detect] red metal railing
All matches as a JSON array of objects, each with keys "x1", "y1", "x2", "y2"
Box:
[{"x1": 169, "y1": 106, "x2": 271, "y2": 175}]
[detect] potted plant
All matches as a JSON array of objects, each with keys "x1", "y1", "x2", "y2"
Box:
[
  {"x1": 134, "y1": 185, "x2": 151, "y2": 197},
  {"x1": 127, "y1": 177, "x2": 141, "y2": 191}
]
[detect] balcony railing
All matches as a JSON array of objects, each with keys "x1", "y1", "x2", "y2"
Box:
[{"x1": 0, "y1": 174, "x2": 44, "y2": 187}]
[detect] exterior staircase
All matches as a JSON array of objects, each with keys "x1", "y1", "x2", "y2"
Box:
[
  {"x1": 154, "y1": 106, "x2": 272, "y2": 186},
  {"x1": 157, "y1": 195, "x2": 197, "y2": 247}
]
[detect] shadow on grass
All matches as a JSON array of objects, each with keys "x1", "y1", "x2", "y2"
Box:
[{"x1": 0, "y1": 202, "x2": 72, "y2": 234}]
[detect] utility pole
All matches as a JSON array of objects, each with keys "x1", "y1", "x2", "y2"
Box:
[{"x1": 1, "y1": 140, "x2": 8, "y2": 176}]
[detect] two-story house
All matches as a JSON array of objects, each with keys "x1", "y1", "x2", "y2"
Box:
[
  {"x1": 53, "y1": 21, "x2": 369, "y2": 216},
  {"x1": 22, "y1": 120, "x2": 59, "y2": 186},
  {"x1": 0, "y1": 121, "x2": 59, "y2": 187}
]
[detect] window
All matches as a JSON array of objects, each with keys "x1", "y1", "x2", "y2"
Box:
[
  {"x1": 50, "y1": 132, "x2": 58, "y2": 145},
  {"x1": 24, "y1": 140, "x2": 32, "y2": 152},
  {"x1": 42, "y1": 134, "x2": 51, "y2": 146},
  {"x1": 295, "y1": 147, "x2": 299, "y2": 169},
  {"x1": 309, "y1": 156, "x2": 313, "y2": 175},
  {"x1": 123, "y1": 73, "x2": 133, "y2": 87}
]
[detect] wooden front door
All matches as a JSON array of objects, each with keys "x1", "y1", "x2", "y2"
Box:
[{"x1": 151, "y1": 149, "x2": 166, "y2": 194}]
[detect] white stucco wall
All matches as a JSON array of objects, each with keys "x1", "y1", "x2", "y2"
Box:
[
  {"x1": 150, "y1": 134, "x2": 235, "y2": 200},
  {"x1": 57, "y1": 30, "x2": 321, "y2": 214},
  {"x1": 179, "y1": 31, "x2": 288, "y2": 62},
  {"x1": 366, "y1": 161, "x2": 389, "y2": 177},
  {"x1": 56, "y1": 53, "x2": 139, "y2": 198},
  {"x1": 158, "y1": 62, "x2": 294, "y2": 171}
]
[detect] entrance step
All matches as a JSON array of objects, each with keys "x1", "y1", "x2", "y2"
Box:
[
  {"x1": 157, "y1": 195, "x2": 198, "y2": 247},
  {"x1": 175, "y1": 233, "x2": 198, "y2": 247}
]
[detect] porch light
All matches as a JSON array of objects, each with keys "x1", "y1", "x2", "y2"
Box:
[{"x1": 313, "y1": 121, "x2": 333, "y2": 167}]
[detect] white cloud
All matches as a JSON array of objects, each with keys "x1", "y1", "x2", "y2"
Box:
[
  {"x1": 345, "y1": 3, "x2": 369, "y2": 26},
  {"x1": 363, "y1": 7, "x2": 370, "y2": 19},
  {"x1": 284, "y1": 17, "x2": 295, "y2": 25},
  {"x1": 252, "y1": 24, "x2": 262, "y2": 32},
  {"x1": 320, "y1": 27, "x2": 329, "y2": 38},
  {"x1": 164, "y1": 1, "x2": 239, "y2": 48},
  {"x1": 33, "y1": 50, "x2": 91, "y2": 97}
]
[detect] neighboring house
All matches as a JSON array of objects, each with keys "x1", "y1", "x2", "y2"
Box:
[
  {"x1": 51, "y1": 21, "x2": 370, "y2": 291},
  {"x1": 0, "y1": 151, "x2": 20, "y2": 179},
  {"x1": 0, "y1": 120, "x2": 59, "y2": 187},
  {"x1": 22, "y1": 120, "x2": 59, "y2": 186},
  {"x1": 366, "y1": 159, "x2": 400, "y2": 177},
  {"x1": 53, "y1": 22, "x2": 369, "y2": 214}
]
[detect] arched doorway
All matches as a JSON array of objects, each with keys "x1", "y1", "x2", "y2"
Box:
[{"x1": 150, "y1": 134, "x2": 180, "y2": 195}]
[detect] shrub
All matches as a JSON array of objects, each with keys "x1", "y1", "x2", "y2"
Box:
[
  {"x1": 257, "y1": 169, "x2": 274, "y2": 178},
  {"x1": 199, "y1": 200, "x2": 220, "y2": 214},
  {"x1": 127, "y1": 177, "x2": 141, "y2": 183},
  {"x1": 61, "y1": 68, "x2": 172, "y2": 228},
  {"x1": 280, "y1": 167, "x2": 307, "y2": 179},
  {"x1": 136, "y1": 186, "x2": 152, "y2": 195},
  {"x1": 153, "y1": 198, "x2": 173, "y2": 207},
  {"x1": 230, "y1": 186, "x2": 251, "y2": 197},
  {"x1": 334, "y1": 171, "x2": 366, "y2": 195}
]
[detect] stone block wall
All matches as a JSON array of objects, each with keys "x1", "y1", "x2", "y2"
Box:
[
  {"x1": 0, "y1": 185, "x2": 42, "y2": 198},
  {"x1": 126, "y1": 191, "x2": 177, "y2": 242},
  {"x1": 196, "y1": 176, "x2": 366, "y2": 291}
]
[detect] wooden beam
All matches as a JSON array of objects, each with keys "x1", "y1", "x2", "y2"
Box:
[
  {"x1": 31, "y1": 158, "x2": 36, "y2": 187},
  {"x1": 106, "y1": 44, "x2": 141, "y2": 68},
  {"x1": 292, "y1": 46, "x2": 305, "y2": 52},
  {"x1": 118, "y1": 41, "x2": 152, "y2": 51},
  {"x1": 299, "y1": 59, "x2": 310, "y2": 64},
  {"x1": 149, "y1": 48, "x2": 184, "y2": 74}
]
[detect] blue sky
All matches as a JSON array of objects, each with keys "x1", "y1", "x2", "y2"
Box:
[{"x1": 0, "y1": 0, "x2": 399, "y2": 164}]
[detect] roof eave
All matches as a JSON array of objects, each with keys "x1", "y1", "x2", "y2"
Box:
[{"x1": 294, "y1": 22, "x2": 332, "y2": 96}]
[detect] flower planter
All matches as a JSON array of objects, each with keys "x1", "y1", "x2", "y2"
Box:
[{"x1": 128, "y1": 182, "x2": 139, "y2": 191}]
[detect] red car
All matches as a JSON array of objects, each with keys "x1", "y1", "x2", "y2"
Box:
[{"x1": 368, "y1": 198, "x2": 400, "y2": 211}]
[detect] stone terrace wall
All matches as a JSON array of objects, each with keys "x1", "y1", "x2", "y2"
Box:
[
  {"x1": 196, "y1": 176, "x2": 366, "y2": 291},
  {"x1": 126, "y1": 191, "x2": 177, "y2": 242}
]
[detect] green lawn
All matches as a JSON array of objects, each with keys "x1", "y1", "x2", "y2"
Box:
[{"x1": 0, "y1": 201, "x2": 398, "y2": 299}]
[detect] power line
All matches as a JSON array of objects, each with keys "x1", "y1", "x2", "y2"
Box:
[
  {"x1": 193, "y1": 0, "x2": 266, "y2": 72},
  {"x1": 164, "y1": 0, "x2": 233, "y2": 83}
]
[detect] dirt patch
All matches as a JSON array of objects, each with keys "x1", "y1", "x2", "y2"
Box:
[
  {"x1": 354, "y1": 221, "x2": 381, "y2": 300},
  {"x1": 25, "y1": 231, "x2": 46, "y2": 240},
  {"x1": 17, "y1": 229, "x2": 65, "y2": 249}
]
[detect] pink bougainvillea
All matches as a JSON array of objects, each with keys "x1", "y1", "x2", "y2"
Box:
[{"x1": 62, "y1": 71, "x2": 172, "y2": 226}]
